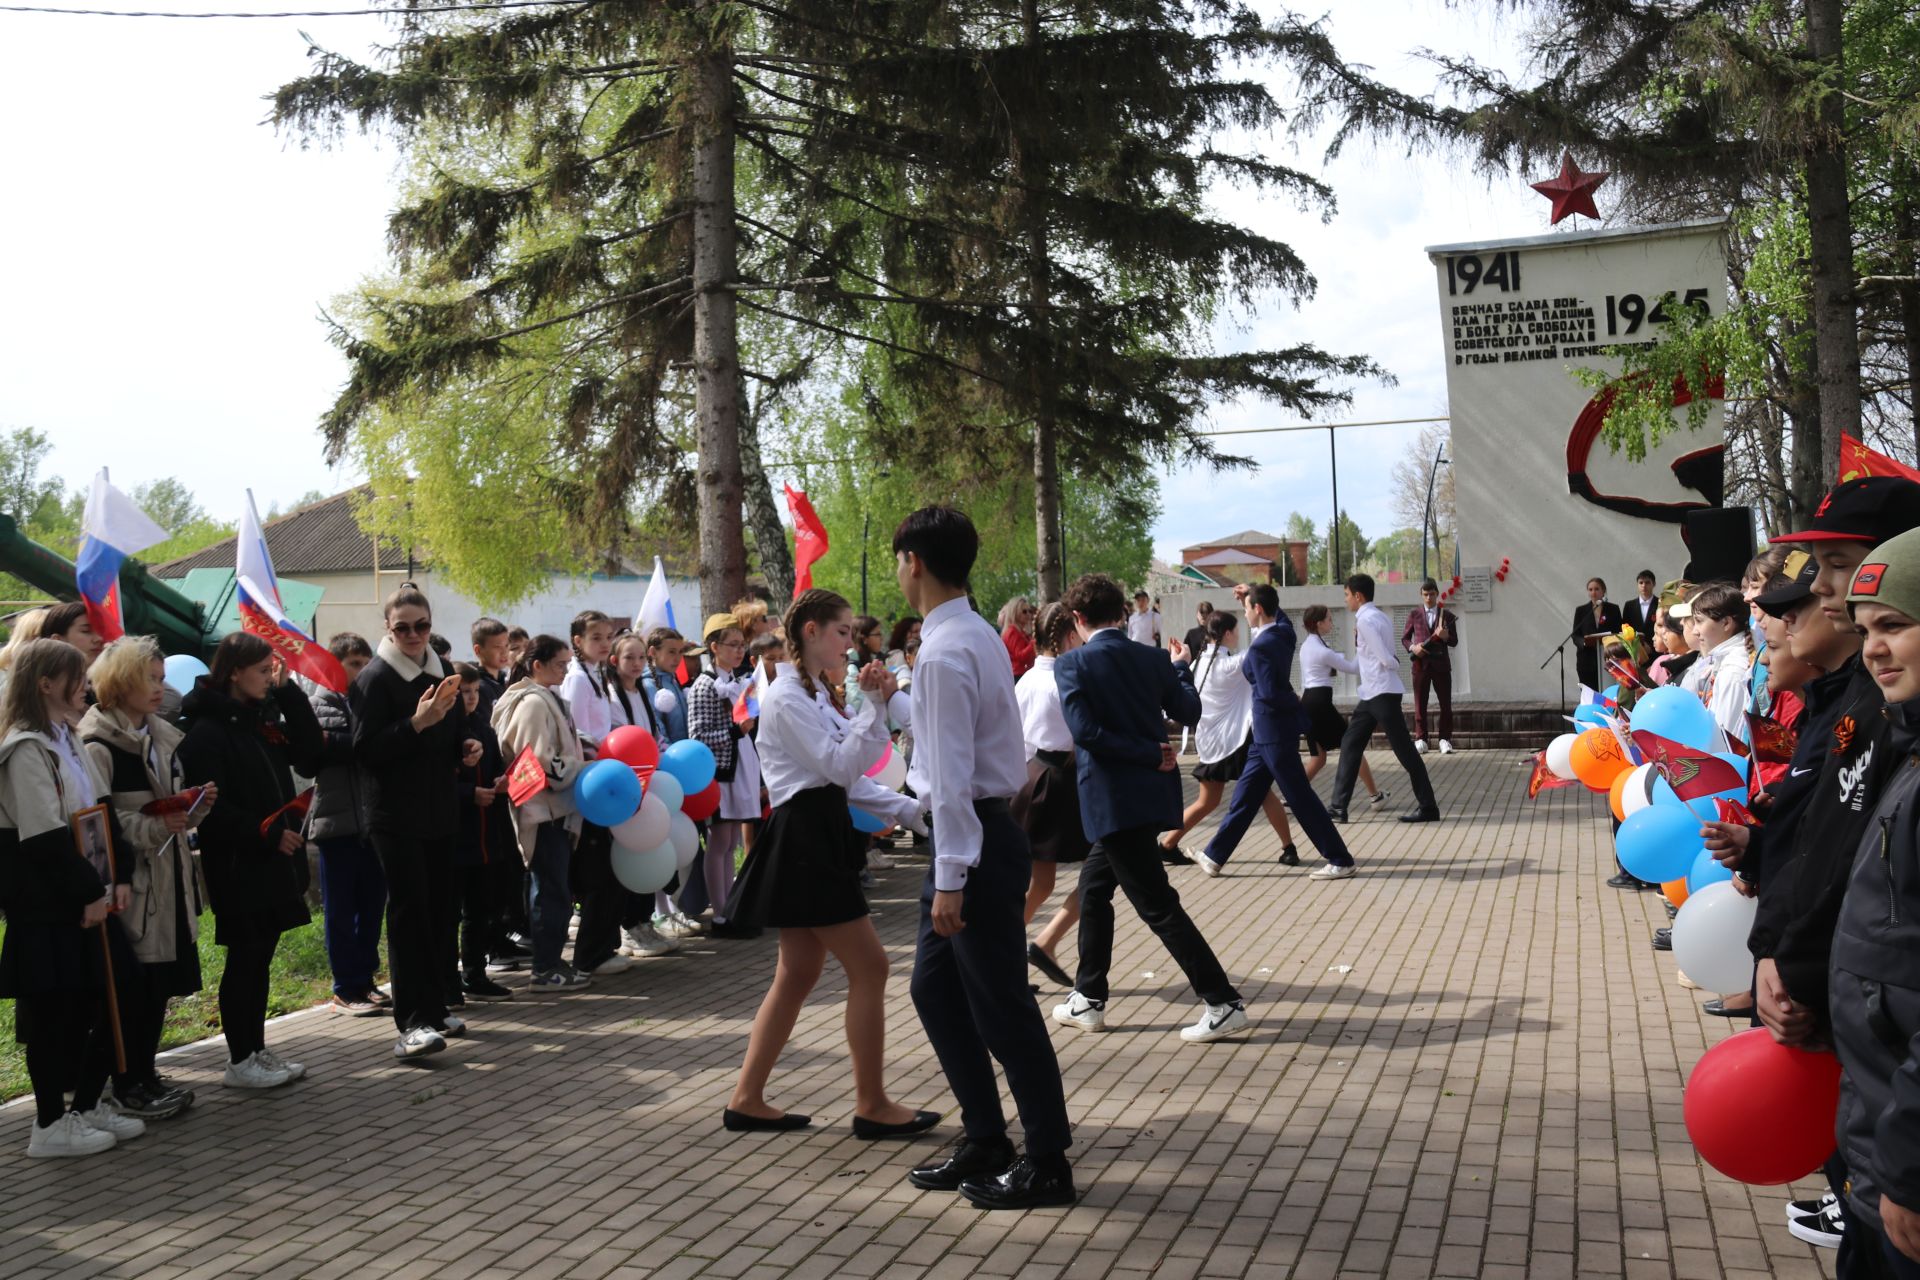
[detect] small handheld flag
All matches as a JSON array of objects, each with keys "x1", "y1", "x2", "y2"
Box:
[
  {"x1": 76, "y1": 470, "x2": 168, "y2": 643},
  {"x1": 1747, "y1": 713, "x2": 1798, "y2": 764},
  {"x1": 1630, "y1": 729, "x2": 1745, "y2": 803},
  {"x1": 236, "y1": 491, "x2": 350, "y2": 694},
  {"x1": 507, "y1": 745, "x2": 549, "y2": 807},
  {"x1": 257, "y1": 788, "x2": 315, "y2": 839}
]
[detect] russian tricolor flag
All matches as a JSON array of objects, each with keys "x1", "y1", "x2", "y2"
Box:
[
  {"x1": 236, "y1": 490, "x2": 350, "y2": 694},
  {"x1": 77, "y1": 470, "x2": 168, "y2": 643}
]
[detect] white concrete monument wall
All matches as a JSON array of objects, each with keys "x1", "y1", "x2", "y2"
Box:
[{"x1": 1427, "y1": 219, "x2": 1728, "y2": 704}]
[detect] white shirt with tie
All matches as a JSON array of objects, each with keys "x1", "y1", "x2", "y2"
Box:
[
  {"x1": 1352, "y1": 601, "x2": 1405, "y2": 700},
  {"x1": 906, "y1": 596, "x2": 1029, "y2": 891}
]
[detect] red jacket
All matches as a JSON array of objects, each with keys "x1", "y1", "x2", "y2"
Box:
[{"x1": 1002, "y1": 624, "x2": 1036, "y2": 679}]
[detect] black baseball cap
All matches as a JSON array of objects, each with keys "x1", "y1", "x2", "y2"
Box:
[
  {"x1": 1769, "y1": 477, "x2": 1920, "y2": 545},
  {"x1": 1754, "y1": 547, "x2": 1819, "y2": 616}
]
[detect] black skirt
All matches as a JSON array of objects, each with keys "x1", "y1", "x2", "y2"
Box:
[
  {"x1": 724, "y1": 784, "x2": 868, "y2": 929},
  {"x1": 1191, "y1": 735, "x2": 1251, "y2": 784},
  {"x1": 1011, "y1": 750, "x2": 1090, "y2": 864},
  {"x1": 1301, "y1": 686, "x2": 1348, "y2": 752}
]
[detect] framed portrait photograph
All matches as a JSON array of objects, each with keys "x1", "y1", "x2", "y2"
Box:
[{"x1": 71, "y1": 803, "x2": 116, "y2": 884}]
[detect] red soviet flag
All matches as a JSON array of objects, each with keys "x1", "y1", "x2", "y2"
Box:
[
  {"x1": 1840, "y1": 434, "x2": 1920, "y2": 484},
  {"x1": 785, "y1": 483, "x2": 829, "y2": 598}
]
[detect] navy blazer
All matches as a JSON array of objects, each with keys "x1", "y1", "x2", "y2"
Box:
[
  {"x1": 1244, "y1": 613, "x2": 1306, "y2": 744},
  {"x1": 1055, "y1": 629, "x2": 1202, "y2": 843}
]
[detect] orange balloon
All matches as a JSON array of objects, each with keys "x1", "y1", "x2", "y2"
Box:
[
  {"x1": 1662, "y1": 878, "x2": 1690, "y2": 909},
  {"x1": 1570, "y1": 726, "x2": 1630, "y2": 791},
  {"x1": 1609, "y1": 767, "x2": 1632, "y2": 822}
]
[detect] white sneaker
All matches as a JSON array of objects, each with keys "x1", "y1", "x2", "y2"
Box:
[
  {"x1": 672, "y1": 910, "x2": 710, "y2": 937},
  {"x1": 394, "y1": 1027, "x2": 447, "y2": 1060},
  {"x1": 1179, "y1": 1002, "x2": 1250, "y2": 1043},
  {"x1": 1052, "y1": 992, "x2": 1106, "y2": 1033},
  {"x1": 79, "y1": 1101, "x2": 146, "y2": 1141},
  {"x1": 1195, "y1": 851, "x2": 1224, "y2": 878},
  {"x1": 256, "y1": 1048, "x2": 306, "y2": 1081},
  {"x1": 1414, "y1": 739, "x2": 1429, "y2": 754},
  {"x1": 624, "y1": 923, "x2": 679, "y2": 957},
  {"x1": 653, "y1": 912, "x2": 704, "y2": 940},
  {"x1": 223, "y1": 1051, "x2": 294, "y2": 1090},
  {"x1": 437, "y1": 1015, "x2": 467, "y2": 1039},
  {"x1": 1311, "y1": 863, "x2": 1357, "y2": 881},
  {"x1": 1438, "y1": 739, "x2": 1454, "y2": 754},
  {"x1": 592, "y1": 954, "x2": 634, "y2": 975},
  {"x1": 27, "y1": 1111, "x2": 115, "y2": 1158}
]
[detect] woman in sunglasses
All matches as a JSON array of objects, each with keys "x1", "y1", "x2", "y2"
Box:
[{"x1": 350, "y1": 582, "x2": 482, "y2": 1062}]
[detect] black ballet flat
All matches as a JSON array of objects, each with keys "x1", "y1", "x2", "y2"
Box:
[
  {"x1": 1027, "y1": 943, "x2": 1073, "y2": 988},
  {"x1": 1278, "y1": 844, "x2": 1301, "y2": 867},
  {"x1": 852, "y1": 1109, "x2": 942, "y2": 1140},
  {"x1": 722, "y1": 1108, "x2": 812, "y2": 1133}
]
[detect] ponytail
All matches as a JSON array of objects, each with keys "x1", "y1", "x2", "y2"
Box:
[
  {"x1": 511, "y1": 634, "x2": 569, "y2": 684},
  {"x1": 1033, "y1": 602, "x2": 1075, "y2": 657}
]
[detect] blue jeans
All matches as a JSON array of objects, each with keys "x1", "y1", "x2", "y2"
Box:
[
  {"x1": 527, "y1": 822, "x2": 573, "y2": 973},
  {"x1": 316, "y1": 837, "x2": 386, "y2": 998}
]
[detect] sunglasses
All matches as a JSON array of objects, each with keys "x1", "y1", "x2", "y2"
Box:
[{"x1": 390, "y1": 619, "x2": 433, "y2": 637}]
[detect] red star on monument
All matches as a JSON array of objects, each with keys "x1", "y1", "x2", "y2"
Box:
[{"x1": 1530, "y1": 152, "x2": 1608, "y2": 225}]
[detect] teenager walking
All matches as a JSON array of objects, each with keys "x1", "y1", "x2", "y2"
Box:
[
  {"x1": 1329, "y1": 574, "x2": 1440, "y2": 825},
  {"x1": 178, "y1": 633, "x2": 324, "y2": 1088},
  {"x1": 721, "y1": 590, "x2": 933, "y2": 1138},
  {"x1": 894, "y1": 508, "x2": 1076, "y2": 1211},
  {"x1": 1011, "y1": 603, "x2": 1088, "y2": 988}
]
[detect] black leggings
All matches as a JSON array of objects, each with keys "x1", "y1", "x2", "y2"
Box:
[
  {"x1": 20, "y1": 995, "x2": 109, "y2": 1127},
  {"x1": 220, "y1": 932, "x2": 279, "y2": 1063}
]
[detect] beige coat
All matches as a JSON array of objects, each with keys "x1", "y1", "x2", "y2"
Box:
[
  {"x1": 490, "y1": 679, "x2": 584, "y2": 865},
  {"x1": 79, "y1": 705, "x2": 209, "y2": 964}
]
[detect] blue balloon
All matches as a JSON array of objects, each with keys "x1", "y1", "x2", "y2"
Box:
[
  {"x1": 1629, "y1": 686, "x2": 1717, "y2": 751},
  {"x1": 1601, "y1": 683, "x2": 1622, "y2": 706},
  {"x1": 1652, "y1": 752, "x2": 1750, "y2": 809},
  {"x1": 659, "y1": 739, "x2": 717, "y2": 795},
  {"x1": 849, "y1": 806, "x2": 886, "y2": 834},
  {"x1": 1616, "y1": 803, "x2": 1706, "y2": 884},
  {"x1": 1687, "y1": 846, "x2": 1734, "y2": 893},
  {"x1": 1573, "y1": 704, "x2": 1610, "y2": 729},
  {"x1": 163, "y1": 653, "x2": 210, "y2": 691},
  {"x1": 576, "y1": 759, "x2": 643, "y2": 827}
]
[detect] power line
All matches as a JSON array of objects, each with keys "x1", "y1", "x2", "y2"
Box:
[{"x1": 0, "y1": 0, "x2": 594, "y2": 16}]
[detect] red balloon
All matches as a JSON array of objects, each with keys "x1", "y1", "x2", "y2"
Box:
[
  {"x1": 601, "y1": 726, "x2": 660, "y2": 771},
  {"x1": 1683, "y1": 1028, "x2": 1840, "y2": 1185},
  {"x1": 682, "y1": 781, "x2": 723, "y2": 822}
]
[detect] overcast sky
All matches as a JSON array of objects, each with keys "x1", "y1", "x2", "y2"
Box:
[{"x1": 2, "y1": 0, "x2": 1556, "y2": 566}]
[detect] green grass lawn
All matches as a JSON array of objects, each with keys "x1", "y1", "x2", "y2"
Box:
[{"x1": 0, "y1": 913, "x2": 375, "y2": 1100}]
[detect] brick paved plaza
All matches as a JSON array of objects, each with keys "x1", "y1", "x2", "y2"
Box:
[{"x1": 0, "y1": 750, "x2": 1836, "y2": 1280}]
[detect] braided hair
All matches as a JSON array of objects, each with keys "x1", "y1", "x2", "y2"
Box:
[
  {"x1": 1032, "y1": 602, "x2": 1075, "y2": 657},
  {"x1": 785, "y1": 588, "x2": 853, "y2": 713}
]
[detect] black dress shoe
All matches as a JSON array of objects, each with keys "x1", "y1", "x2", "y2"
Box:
[
  {"x1": 959, "y1": 1154, "x2": 1077, "y2": 1210},
  {"x1": 1606, "y1": 872, "x2": 1640, "y2": 889},
  {"x1": 1027, "y1": 943, "x2": 1073, "y2": 988},
  {"x1": 1278, "y1": 844, "x2": 1301, "y2": 867},
  {"x1": 907, "y1": 1137, "x2": 1016, "y2": 1190},
  {"x1": 722, "y1": 1108, "x2": 812, "y2": 1133},
  {"x1": 1327, "y1": 807, "x2": 1349, "y2": 824},
  {"x1": 1702, "y1": 997, "x2": 1754, "y2": 1018},
  {"x1": 1398, "y1": 810, "x2": 1441, "y2": 824},
  {"x1": 853, "y1": 1110, "x2": 942, "y2": 1140},
  {"x1": 1159, "y1": 846, "x2": 1194, "y2": 866},
  {"x1": 1652, "y1": 928, "x2": 1672, "y2": 952}
]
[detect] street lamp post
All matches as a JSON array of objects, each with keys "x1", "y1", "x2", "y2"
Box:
[{"x1": 1419, "y1": 445, "x2": 1450, "y2": 582}]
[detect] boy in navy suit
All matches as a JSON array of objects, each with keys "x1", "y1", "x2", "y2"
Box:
[{"x1": 1052, "y1": 573, "x2": 1249, "y2": 1043}]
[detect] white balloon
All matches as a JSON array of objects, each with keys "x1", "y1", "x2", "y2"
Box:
[
  {"x1": 874, "y1": 750, "x2": 908, "y2": 793},
  {"x1": 612, "y1": 793, "x2": 671, "y2": 853},
  {"x1": 669, "y1": 811, "x2": 700, "y2": 871},
  {"x1": 654, "y1": 688, "x2": 679, "y2": 715},
  {"x1": 1620, "y1": 762, "x2": 1657, "y2": 819},
  {"x1": 1671, "y1": 881, "x2": 1759, "y2": 994},
  {"x1": 611, "y1": 842, "x2": 676, "y2": 895},
  {"x1": 647, "y1": 771, "x2": 685, "y2": 813},
  {"x1": 1545, "y1": 733, "x2": 1579, "y2": 781}
]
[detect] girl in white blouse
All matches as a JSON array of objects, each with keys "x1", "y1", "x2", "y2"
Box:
[
  {"x1": 1156, "y1": 613, "x2": 1298, "y2": 863},
  {"x1": 1011, "y1": 605, "x2": 1086, "y2": 987},
  {"x1": 1298, "y1": 605, "x2": 1384, "y2": 798},
  {"x1": 722, "y1": 590, "x2": 936, "y2": 1140}
]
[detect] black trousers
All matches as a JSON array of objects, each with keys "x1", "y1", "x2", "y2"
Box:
[
  {"x1": 457, "y1": 863, "x2": 502, "y2": 980},
  {"x1": 910, "y1": 801, "x2": 1073, "y2": 1158},
  {"x1": 220, "y1": 930, "x2": 278, "y2": 1062},
  {"x1": 19, "y1": 993, "x2": 109, "y2": 1127},
  {"x1": 1332, "y1": 693, "x2": 1439, "y2": 815},
  {"x1": 370, "y1": 831, "x2": 455, "y2": 1033},
  {"x1": 1411, "y1": 659, "x2": 1452, "y2": 742},
  {"x1": 1074, "y1": 825, "x2": 1239, "y2": 1007},
  {"x1": 569, "y1": 825, "x2": 623, "y2": 970}
]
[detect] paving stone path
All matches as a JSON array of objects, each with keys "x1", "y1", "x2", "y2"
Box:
[{"x1": 0, "y1": 749, "x2": 1835, "y2": 1279}]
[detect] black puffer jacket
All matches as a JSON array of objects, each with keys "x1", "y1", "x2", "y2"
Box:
[
  {"x1": 1831, "y1": 697, "x2": 1920, "y2": 1235},
  {"x1": 176, "y1": 681, "x2": 323, "y2": 940},
  {"x1": 351, "y1": 647, "x2": 463, "y2": 840},
  {"x1": 305, "y1": 683, "x2": 374, "y2": 841}
]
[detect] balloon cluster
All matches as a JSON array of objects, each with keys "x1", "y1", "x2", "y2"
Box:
[
  {"x1": 573, "y1": 727, "x2": 722, "y2": 895},
  {"x1": 1537, "y1": 684, "x2": 1839, "y2": 1186}
]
